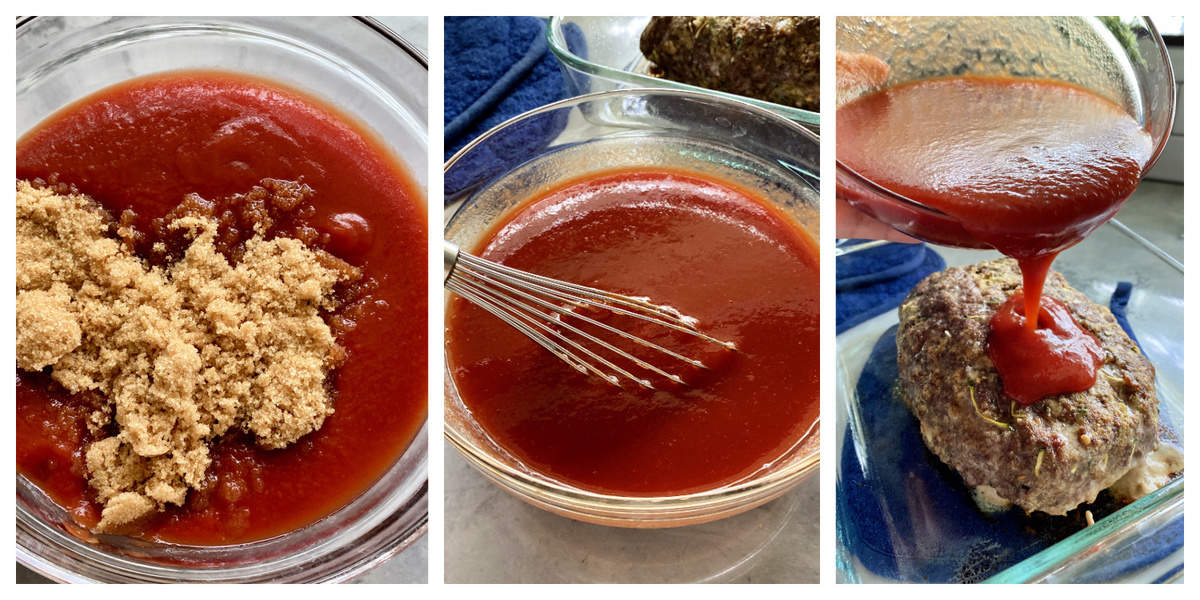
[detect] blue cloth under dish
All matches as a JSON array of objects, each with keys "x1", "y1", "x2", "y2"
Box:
[
  {"x1": 1109, "y1": 281, "x2": 1143, "y2": 350},
  {"x1": 835, "y1": 241, "x2": 944, "y2": 333},
  {"x1": 836, "y1": 245, "x2": 1182, "y2": 582}
]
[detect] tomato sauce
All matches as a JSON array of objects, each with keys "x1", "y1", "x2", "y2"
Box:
[
  {"x1": 838, "y1": 77, "x2": 1152, "y2": 404},
  {"x1": 445, "y1": 169, "x2": 819, "y2": 496},
  {"x1": 16, "y1": 71, "x2": 427, "y2": 545},
  {"x1": 987, "y1": 293, "x2": 1104, "y2": 405}
]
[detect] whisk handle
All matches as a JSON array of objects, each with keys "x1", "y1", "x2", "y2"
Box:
[{"x1": 443, "y1": 240, "x2": 461, "y2": 283}]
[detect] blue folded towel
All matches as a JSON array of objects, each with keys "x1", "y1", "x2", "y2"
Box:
[
  {"x1": 444, "y1": 17, "x2": 587, "y2": 202},
  {"x1": 444, "y1": 17, "x2": 574, "y2": 155},
  {"x1": 835, "y1": 241, "x2": 944, "y2": 333}
]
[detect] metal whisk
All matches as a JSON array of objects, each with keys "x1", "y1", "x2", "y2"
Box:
[{"x1": 444, "y1": 240, "x2": 736, "y2": 389}]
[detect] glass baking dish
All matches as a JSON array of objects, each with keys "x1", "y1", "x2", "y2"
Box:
[
  {"x1": 546, "y1": 16, "x2": 820, "y2": 130},
  {"x1": 835, "y1": 213, "x2": 1184, "y2": 583}
]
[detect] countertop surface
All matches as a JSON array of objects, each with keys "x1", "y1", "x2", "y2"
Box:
[{"x1": 443, "y1": 440, "x2": 820, "y2": 583}]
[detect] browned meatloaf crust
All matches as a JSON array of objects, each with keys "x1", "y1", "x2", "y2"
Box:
[
  {"x1": 896, "y1": 258, "x2": 1158, "y2": 515},
  {"x1": 639, "y1": 16, "x2": 820, "y2": 111}
]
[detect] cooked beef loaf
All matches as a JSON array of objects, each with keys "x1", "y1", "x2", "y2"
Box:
[
  {"x1": 896, "y1": 258, "x2": 1158, "y2": 515},
  {"x1": 639, "y1": 16, "x2": 819, "y2": 111}
]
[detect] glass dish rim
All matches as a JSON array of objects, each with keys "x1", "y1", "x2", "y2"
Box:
[
  {"x1": 985, "y1": 476, "x2": 1183, "y2": 583},
  {"x1": 443, "y1": 88, "x2": 821, "y2": 515},
  {"x1": 15, "y1": 15, "x2": 430, "y2": 582},
  {"x1": 545, "y1": 16, "x2": 821, "y2": 127},
  {"x1": 834, "y1": 15, "x2": 1176, "y2": 224},
  {"x1": 835, "y1": 329, "x2": 1185, "y2": 583},
  {"x1": 16, "y1": 424, "x2": 430, "y2": 583}
]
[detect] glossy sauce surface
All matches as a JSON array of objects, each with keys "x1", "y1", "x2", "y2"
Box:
[
  {"x1": 987, "y1": 292, "x2": 1105, "y2": 406},
  {"x1": 16, "y1": 71, "x2": 427, "y2": 544},
  {"x1": 838, "y1": 77, "x2": 1152, "y2": 403},
  {"x1": 445, "y1": 169, "x2": 819, "y2": 496}
]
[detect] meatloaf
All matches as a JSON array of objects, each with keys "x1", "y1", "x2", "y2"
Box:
[
  {"x1": 639, "y1": 16, "x2": 820, "y2": 111},
  {"x1": 896, "y1": 259, "x2": 1159, "y2": 515}
]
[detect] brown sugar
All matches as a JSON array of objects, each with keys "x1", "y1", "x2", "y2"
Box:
[{"x1": 15, "y1": 179, "x2": 354, "y2": 532}]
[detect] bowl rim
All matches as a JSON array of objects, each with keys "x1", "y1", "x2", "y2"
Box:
[
  {"x1": 834, "y1": 15, "x2": 1177, "y2": 225},
  {"x1": 545, "y1": 16, "x2": 821, "y2": 127},
  {"x1": 15, "y1": 15, "x2": 430, "y2": 582},
  {"x1": 16, "y1": 16, "x2": 427, "y2": 68},
  {"x1": 446, "y1": 87, "x2": 821, "y2": 177},
  {"x1": 443, "y1": 88, "x2": 821, "y2": 517},
  {"x1": 355, "y1": 16, "x2": 427, "y2": 68}
]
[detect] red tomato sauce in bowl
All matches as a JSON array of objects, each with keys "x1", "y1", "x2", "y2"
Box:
[
  {"x1": 445, "y1": 168, "x2": 819, "y2": 496},
  {"x1": 16, "y1": 71, "x2": 427, "y2": 545}
]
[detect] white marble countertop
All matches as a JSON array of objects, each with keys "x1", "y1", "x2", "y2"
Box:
[{"x1": 444, "y1": 441, "x2": 820, "y2": 583}]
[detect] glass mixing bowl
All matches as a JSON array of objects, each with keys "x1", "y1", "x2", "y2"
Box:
[
  {"x1": 835, "y1": 16, "x2": 1175, "y2": 248},
  {"x1": 444, "y1": 89, "x2": 820, "y2": 528},
  {"x1": 16, "y1": 16, "x2": 428, "y2": 583}
]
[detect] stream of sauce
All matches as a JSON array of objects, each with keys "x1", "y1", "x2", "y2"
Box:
[{"x1": 839, "y1": 77, "x2": 1153, "y2": 404}]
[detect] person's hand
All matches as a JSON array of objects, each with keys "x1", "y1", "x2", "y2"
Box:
[
  {"x1": 836, "y1": 51, "x2": 890, "y2": 108},
  {"x1": 837, "y1": 197, "x2": 921, "y2": 243},
  {"x1": 836, "y1": 52, "x2": 919, "y2": 244}
]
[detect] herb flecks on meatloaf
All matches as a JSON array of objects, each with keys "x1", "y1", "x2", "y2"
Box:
[
  {"x1": 896, "y1": 258, "x2": 1160, "y2": 516},
  {"x1": 640, "y1": 16, "x2": 820, "y2": 111}
]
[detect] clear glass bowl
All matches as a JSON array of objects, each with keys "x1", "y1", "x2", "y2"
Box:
[
  {"x1": 836, "y1": 218, "x2": 1184, "y2": 582},
  {"x1": 546, "y1": 17, "x2": 821, "y2": 131},
  {"x1": 835, "y1": 16, "x2": 1176, "y2": 248},
  {"x1": 16, "y1": 16, "x2": 428, "y2": 583},
  {"x1": 444, "y1": 89, "x2": 820, "y2": 527}
]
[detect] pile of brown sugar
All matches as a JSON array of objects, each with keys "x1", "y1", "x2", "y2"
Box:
[{"x1": 16, "y1": 179, "x2": 356, "y2": 532}]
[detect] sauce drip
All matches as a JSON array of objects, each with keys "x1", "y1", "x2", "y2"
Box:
[
  {"x1": 987, "y1": 292, "x2": 1105, "y2": 405},
  {"x1": 445, "y1": 169, "x2": 819, "y2": 496},
  {"x1": 838, "y1": 77, "x2": 1152, "y2": 403}
]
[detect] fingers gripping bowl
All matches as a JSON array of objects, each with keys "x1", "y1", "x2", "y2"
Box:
[
  {"x1": 16, "y1": 17, "x2": 428, "y2": 582},
  {"x1": 444, "y1": 90, "x2": 821, "y2": 527}
]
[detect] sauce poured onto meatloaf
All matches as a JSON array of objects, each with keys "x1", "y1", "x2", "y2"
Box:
[{"x1": 838, "y1": 77, "x2": 1153, "y2": 404}]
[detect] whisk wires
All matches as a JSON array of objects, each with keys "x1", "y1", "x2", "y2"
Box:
[{"x1": 445, "y1": 241, "x2": 735, "y2": 389}]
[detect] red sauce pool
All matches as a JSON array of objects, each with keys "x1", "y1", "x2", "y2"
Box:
[
  {"x1": 445, "y1": 169, "x2": 819, "y2": 496},
  {"x1": 988, "y1": 293, "x2": 1104, "y2": 405},
  {"x1": 838, "y1": 77, "x2": 1152, "y2": 404},
  {"x1": 16, "y1": 71, "x2": 427, "y2": 545}
]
